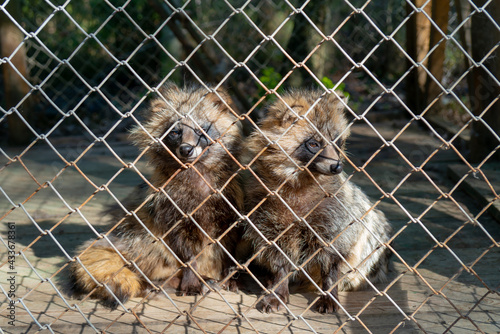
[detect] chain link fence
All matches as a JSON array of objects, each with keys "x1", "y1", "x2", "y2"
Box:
[{"x1": 1, "y1": 0, "x2": 499, "y2": 333}]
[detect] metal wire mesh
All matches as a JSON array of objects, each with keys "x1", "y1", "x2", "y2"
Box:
[{"x1": 1, "y1": 0, "x2": 499, "y2": 333}]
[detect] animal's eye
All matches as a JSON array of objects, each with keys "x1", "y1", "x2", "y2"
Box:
[
  {"x1": 168, "y1": 129, "x2": 181, "y2": 138},
  {"x1": 305, "y1": 139, "x2": 321, "y2": 152},
  {"x1": 195, "y1": 125, "x2": 210, "y2": 137}
]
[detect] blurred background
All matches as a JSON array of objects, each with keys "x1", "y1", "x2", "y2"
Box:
[{"x1": 0, "y1": 0, "x2": 498, "y2": 161}]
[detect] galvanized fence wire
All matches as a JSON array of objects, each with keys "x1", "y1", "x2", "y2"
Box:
[{"x1": 0, "y1": 0, "x2": 499, "y2": 333}]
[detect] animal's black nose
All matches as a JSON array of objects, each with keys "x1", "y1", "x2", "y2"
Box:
[
  {"x1": 179, "y1": 144, "x2": 194, "y2": 157},
  {"x1": 330, "y1": 161, "x2": 343, "y2": 174}
]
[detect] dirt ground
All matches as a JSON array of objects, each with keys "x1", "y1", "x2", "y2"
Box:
[{"x1": 1, "y1": 119, "x2": 499, "y2": 333}]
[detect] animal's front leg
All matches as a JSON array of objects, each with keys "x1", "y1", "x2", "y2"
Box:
[
  {"x1": 315, "y1": 259, "x2": 340, "y2": 313},
  {"x1": 178, "y1": 261, "x2": 206, "y2": 296},
  {"x1": 256, "y1": 266, "x2": 290, "y2": 313}
]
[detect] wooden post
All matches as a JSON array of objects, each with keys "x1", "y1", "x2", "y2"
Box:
[
  {"x1": 469, "y1": 1, "x2": 500, "y2": 162},
  {"x1": 0, "y1": 2, "x2": 32, "y2": 145}
]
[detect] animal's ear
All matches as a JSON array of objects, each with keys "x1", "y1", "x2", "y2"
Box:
[
  {"x1": 159, "y1": 81, "x2": 181, "y2": 99},
  {"x1": 331, "y1": 92, "x2": 348, "y2": 115},
  {"x1": 206, "y1": 87, "x2": 237, "y2": 114},
  {"x1": 265, "y1": 99, "x2": 301, "y2": 127},
  {"x1": 148, "y1": 82, "x2": 181, "y2": 113},
  {"x1": 329, "y1": 93, "x2": 351, "y2": 139}
]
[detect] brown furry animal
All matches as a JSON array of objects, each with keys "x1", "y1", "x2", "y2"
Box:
[
  {"x1": 68, "y1": 83, "x2": 244, "y2": 307},
  {"x1": 242, "y1": 89, "x2": 392, "y2": 314}
]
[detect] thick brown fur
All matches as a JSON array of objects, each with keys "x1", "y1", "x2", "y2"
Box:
[
  {"x1": 68, "y1": 82, "x2": 244, "y2": 308},
  {"x1": 242, "y1": 89, "x2": 392, "y2": 314}
]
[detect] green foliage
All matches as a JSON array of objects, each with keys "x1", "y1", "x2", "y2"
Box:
[
  {"x1": 319, "y1": 77, "x2": 350, "y2": 99},
  {"x1": 256, "y1": 67, "x2": 284, "y2": 100},
  {"x1": 320, "y1": 76, "x2": 335, "y2": 89},
  {"x1": 260, "y1": 67, "x2": 282, "y2": 90},
  {"x1": 256, "y1": 70, "x2": 352, "y2": 101}
]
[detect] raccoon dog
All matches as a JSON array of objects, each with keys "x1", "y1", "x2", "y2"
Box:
[
  {"x1": 68, "y1": 83, "x2": 243, "y2": 307},
  {"x1": 243, "y1": 89, "x2": 392, "y2": 313}
]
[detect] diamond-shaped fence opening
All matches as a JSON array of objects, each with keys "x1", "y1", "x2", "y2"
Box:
[{"x1": 1, "y1": 0, "x2": 499, "y2": 333}]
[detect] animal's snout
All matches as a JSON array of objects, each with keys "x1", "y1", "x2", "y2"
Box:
[
  {"x1": 179, "y1": 144, "x2": 194, "y2": 158},
  {"x1": 330, "y1": 161, "x2": 343, "y2": 175}
]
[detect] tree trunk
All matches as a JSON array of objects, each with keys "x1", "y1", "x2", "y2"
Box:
[
  {"x1": 406, "y1": 0, "x2": 450, "y2": 115},
  {"x1": 0, "y1": 2, "x2": 32, "y2": 145},
  {"x1": 425, "y1": 1, "x2": 450, "y2": 106},
  {"x1": 469, "y1": 1, "x2": 500, "y2": 162},
  {"x1": 284, "y1": 9, "x2": 313, "y2": 86},
  {"x1": 284, "y1": 1, "x2": 332, "y2": 87},
  {"x1": 406, "y1": 0, "x2": 432, "y2": 115}
]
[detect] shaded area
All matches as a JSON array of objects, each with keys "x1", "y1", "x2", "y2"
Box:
[{"x1": 0, "y1": 120, "x2": 499, "y2": 333}]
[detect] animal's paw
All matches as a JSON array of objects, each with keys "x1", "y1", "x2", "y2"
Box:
[
  {"x1": 177, "y1": 285, "x2": 204, "y2": 296},
  {"x1": 315, "y1": 295, "x2": 339, "y2": 314},
  {"x1": 221, "y1": 278, "x2": 239, "y2": 293},
  {"x1": 256, "y1": 294, "x2": 287, "y2": 313},
  {"x1": 177, "y1": 276, "x2": 216, "y2": 296},
  {"x1": 177, "y1": 279, "x2": 203, "y2": 296}
]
